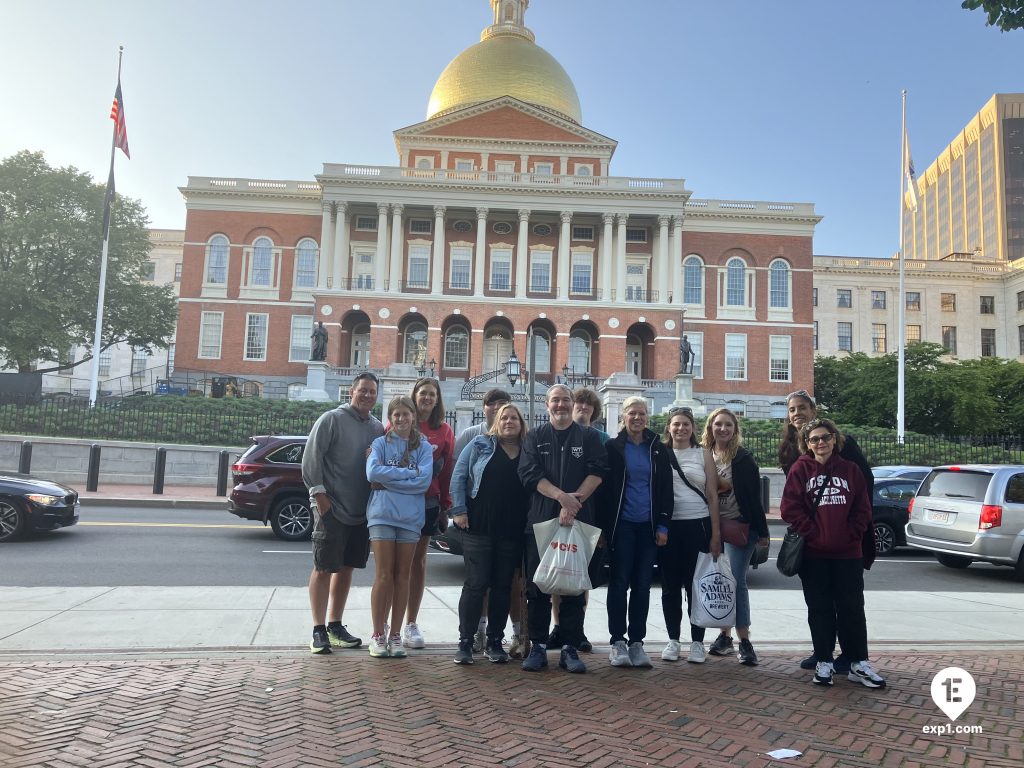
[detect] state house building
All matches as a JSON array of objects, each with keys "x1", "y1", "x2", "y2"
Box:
[{"x1": 176, "y1": 0, "x2": 820, "y2": 416}]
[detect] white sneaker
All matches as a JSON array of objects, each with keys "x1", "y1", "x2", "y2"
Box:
[
  {"x1": 609, "y1": 640, "x2": 632, "y2": 667},
  {"x1": 628, "y1": 642, "x2": 653, "y2": 668},
  {"x1": 368, "y1": 634, "x2": 388, "y2": 658},
  {"x1": 508, "y1": 634, "x2": 526, "y2": 660},
  {"x1": 661, "y1": 639, "x2": 682, "y2": 662},
  {"x1": 813, "y1": 661, "x2": 834, "y2": 686},
  {"x1": 687, "y1": 641, "x2": 706, "y2": 664},
  {"x1": 389, "y1": 633, "x2": 407, "y2": 658},
  {"x1": 403, "y1": 622, "x2": 425, "y2": 649},
  {"x1": 848, "y1": 660, "x2": 886, "y2": 689}
]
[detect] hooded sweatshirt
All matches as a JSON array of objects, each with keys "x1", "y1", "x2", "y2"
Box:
[
  {"x1": 779, "y1": 452, "x2": 871, "y2": 560},
  {"x1": 366, "y1": 432, "x2": 434, "y2": 534}
]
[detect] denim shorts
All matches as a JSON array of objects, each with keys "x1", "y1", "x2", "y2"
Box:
[{"x1": 368, "y1": 524, "x2": 420, "y2": 544}]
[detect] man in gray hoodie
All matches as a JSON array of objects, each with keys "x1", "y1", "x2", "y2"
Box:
[{"x1": 303, "y1": 371, "x2": 384, "y2": 654}]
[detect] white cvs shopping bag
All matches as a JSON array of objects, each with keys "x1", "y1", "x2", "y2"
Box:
[{"x1": 532, "y1": 517, "x2": 601, "y2": 597}]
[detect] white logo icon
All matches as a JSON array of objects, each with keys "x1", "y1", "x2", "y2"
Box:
[{"x1": 930, "y1": 667, "x2": 976, "y2": 722}]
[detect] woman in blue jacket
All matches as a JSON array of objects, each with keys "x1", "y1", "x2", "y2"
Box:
[
  {"x1": 365, "y1": 396, "x2": 433, "y2": 658},
  {"x1": 449, "y1": 403, "x2": 529, "y2": 665}
]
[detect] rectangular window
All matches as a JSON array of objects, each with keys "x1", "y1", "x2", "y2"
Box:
[
  {"x1": 168, "y1": 342, "x2": 175, "y2": 373},
  {"x1": 98, "y1": 351, "x2": 112, "y2": 377},
  {"x1": 769, "y1": 335, "x2": 791, "y2": 382},
  {"x1": 906, "y1": 325, "x2": 922, "y2": 343},
  {"x1": 449, "y1": 246, "x2": 471, "y2": 289},
  {"x1": 571, "y1": 225, "x2": 594, "y2": 241},
  {"x1": 1019, "y1": 326, "x2": 1024, "y2": 356},
  {"x1": 355, "y1": 216, "x2": 378, "y2": 231},
  {"x1": 529, "y1": 250, "x2": 551, "y2": 292},
  {"x1": 490, "y1": 249, "x2": 511, "y2": 291},
  {"x1": 871, "y1": 291, "x2": 886, "y2": 310},
  {"x1": 906, "y1": 292, "x2": 921, "y2": 311},
  {"x1": 174, "y1": 263, "x2": 182, "y2": 282},
  {"x1": 143, "y1": 261, "x2": 156, "y2": 281},
  {"x1": 981, "y1": 328, "x2": 996, "y2": 357},
  {"x1": 454, "y1": 159, "x2": 474, "y2": 172},
  {"x1": 533, "y1": 162, "x2": 554, "y2": 175},
  {"x1": 570, "y1": 252, "x2": 592, "y2": 294},
  {"x1": 942, "y1": 325, "x2": 958, "y2": 355},
  {"x1": 813, "y1": 321, "x2": 818, "y2": 350},
  {"x1": 1018, "y1": 291, "x2": 1024, "y2": 312},
  {"x1": 199, "y1": 312, "x2": 224, "y2": 359},
  {"x1": 131, "y1": 347, "x2": 148, "y2": 377},
  {"x1": 625, "y1": 228, "x2": 647, "y2": 243},
  {"x1": 289, "y1": 316, "x2": 313, "y2": 362},
  {"x1": 837, "y1": 322, "x2": 853, "y2": 352},
  {"x1": 980, "y1": 295, "x2": 995, "y2": 314},
  {"x1": 812, "y1": 287, "x2": 818, "y2": 307},
  {"x1": 725, "y1": 333, "x2": 747, "y2": 380},
  {"x1": 244, "y1": 313, "x2": 268, "y2": 361},
  {"x1": 407, "y1": 245, "x2": 430, "y2": 288},
  {"x1": 409, "y1": 218, "x2": 432, "y2": 235},
  {"x1": 837, "y1": 289, "x2": 852, "y2": 308},
  {"x1": 872, "y1": 323, "x2": 887, "y2": 353},
  {"x1": 687, "y1": 332, "x2": 704, "y2": 378},
  {"x1": 941, "y1": 293, "x2": 957, "y2": 312}
]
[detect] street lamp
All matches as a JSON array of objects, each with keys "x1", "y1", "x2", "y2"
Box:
[
  {"x1": 505, "y1": 351, "x2": 521, "y2": 388},
  {"x1": 562, "y1": 363, "x2": 575, "y2": 386}
]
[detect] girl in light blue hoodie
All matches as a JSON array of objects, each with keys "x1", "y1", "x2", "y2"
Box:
[{"x1": 365, "y1": 396, "x2": 433, "y2": 658}]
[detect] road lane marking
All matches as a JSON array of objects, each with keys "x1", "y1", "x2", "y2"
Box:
[{"x1": 80, "y1": 522, "x2": 258, "y2": 529}]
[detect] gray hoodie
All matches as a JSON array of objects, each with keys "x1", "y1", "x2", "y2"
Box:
[{"x1": 302, "y1": 403, "x2": 384, "y2": 525}]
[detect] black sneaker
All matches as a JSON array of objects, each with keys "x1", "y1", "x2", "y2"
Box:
[
  {"x1": 799, "y1": 653, "x2": 816, "y2": 670},
  {"x1": 578, "y1": 634, "x2": 593, "y2": 653},
  {"x1": 326, "y1": 623, "x2": 362, "y2": 649},
  {"x1": 521, "y1": 645, "x2": 548, "y2": 672},
  {"x1": 559, "y1": 645, "x2": 587, "y2": 673},
  {"x1": 833, "y1": 654, "x2": 851, "y2": 674},
  {"x1": 453, "y1": 639, "x2": 474, "y2": 665},
  {"x1": 708, "y1": 634, "x2": 734, "y2": 656},
  {"x1": 484, "y1": 638, "x2": 509, "y2": 663},
  {"x1": 309, "y1": 627, "x2": 332, "y2": 655},
  {"x1": 737, "y1": 638, "x2": 758, "y2": 666},
  {"x1": 547, "y1": 625, "x2": 564, "y2": 650}
]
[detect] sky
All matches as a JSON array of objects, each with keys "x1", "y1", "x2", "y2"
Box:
[{"x1": 1, "y1": 0, "x2": 1020, "y2": 258}]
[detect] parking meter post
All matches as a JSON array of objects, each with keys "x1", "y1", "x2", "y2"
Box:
[
  {"x1": 86, "y1": 444, "x2": 101, "y2": 492},
  {"x1": 153, "y1": 447, "x2": 167, "y2": 495},
  {"x1": 760, "y1": 475, "x2": 770, "y2": 518},
  {"x1": 216, "y1": 450, "x2": 230, "y2": 497},
  {"x1": 18, "y1": 441, "x2": 32, "y2": 475}
]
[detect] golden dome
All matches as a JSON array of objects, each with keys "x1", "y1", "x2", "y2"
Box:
[{"x1": 427, "y1": 33, "x2": 582, "y2": 124}]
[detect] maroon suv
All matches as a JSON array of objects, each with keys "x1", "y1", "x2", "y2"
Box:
[{"x1": 228, "y1": 436, "x2": 312, "y2": 541}]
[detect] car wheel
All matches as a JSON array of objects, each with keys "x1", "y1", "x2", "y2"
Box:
[
  {"x1": 935, "y1": 553, "x2": 972, "y2": 569},
  {"x1": 0, "y1": 500, "x2": 27, "y2": 543},
  {"x1": 1014, "y1": 550, "x2": 1024, "y2": 583},
  {"x1": 873, "y1": 522, "x2": 896, "y2": 556},
  {"x1": 270, "y1": 497, "x2": 313, "y2": 541}
]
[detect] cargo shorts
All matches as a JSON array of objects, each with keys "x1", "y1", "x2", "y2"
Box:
[{"x1": 311, "y1": 503, "x2": 370, "y2": 573}]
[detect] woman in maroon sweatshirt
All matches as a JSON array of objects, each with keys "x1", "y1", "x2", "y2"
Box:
[{"x1": 780, "y1": 418, "x2": 886, "y2": 690}]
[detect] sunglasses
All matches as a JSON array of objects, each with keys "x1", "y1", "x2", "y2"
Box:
[
  {"x1": 806, "y1": 433, "x2": 834, "y2": 445},
  {"x1": 669, "y1": 407, "x2": 693, "y2": 417},
  {"x1": 787, "y1": 389, "x2": 811, "y2": 401}
]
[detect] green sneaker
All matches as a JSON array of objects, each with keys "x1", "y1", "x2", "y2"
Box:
[
  {"x1": 327, "y1": 624, "x2": 361, "y2": 648},
  {"x1": 310, "y1": 628, "x2": 332, "y2": 655}
]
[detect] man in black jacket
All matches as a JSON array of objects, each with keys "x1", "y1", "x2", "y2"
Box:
[{"x1": 518, "y1": 385, "x2": 607, "y2": 673}]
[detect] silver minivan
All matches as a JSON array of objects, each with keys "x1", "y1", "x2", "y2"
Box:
[{"x1": 906, "y1": 464, "x2": 1024, "y2": 580}]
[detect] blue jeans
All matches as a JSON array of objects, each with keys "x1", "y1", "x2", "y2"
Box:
[
  {"x1": 723, "y1": 526, "x2": 758, "y2": 629},
  {"x1": 607, "y1": 520, "x2": 657, "y2": 644}
]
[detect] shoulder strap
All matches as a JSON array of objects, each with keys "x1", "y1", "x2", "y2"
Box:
[
  {"x1": 669, "y1": 448, "x2": 708, "y2": 506},
  {"x1": 809, "y1": 472, "x2": 831, "y2": 518}
]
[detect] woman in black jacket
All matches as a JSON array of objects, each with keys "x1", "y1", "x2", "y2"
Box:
[{"x1": 701, "y1": 408, "x2": 769, "y2": 665}]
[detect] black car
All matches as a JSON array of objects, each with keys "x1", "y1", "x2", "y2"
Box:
[
  {"x1": 872, "y1": 477, "x2": 919, "y2": 556},
  {"x1": 0, "y1": 473, "x2": 80, "y2": 542},
  {"x1": 228, "y1": 436, "x2": 313, "y2": 541}
]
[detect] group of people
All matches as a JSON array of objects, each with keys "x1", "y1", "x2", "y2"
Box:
[{"x1": 302, "y1": 374, "x2": 885, "y2": 689}]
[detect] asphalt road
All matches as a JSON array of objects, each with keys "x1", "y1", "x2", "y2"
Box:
[{"x1": 3, "y1": 502, "x2": 1022, "y2": 591}]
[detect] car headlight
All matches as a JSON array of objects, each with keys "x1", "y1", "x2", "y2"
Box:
[{"x1": 26, "y1": 494, "x2": 63, "y2": 506}]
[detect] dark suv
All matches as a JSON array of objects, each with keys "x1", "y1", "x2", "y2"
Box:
[{"x1": 228, "y1": 436, "x2": 312, "y2": 541}]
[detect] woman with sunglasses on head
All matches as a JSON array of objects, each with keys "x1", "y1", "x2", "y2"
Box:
[
  {"x1": 780, "y1": 418, "x2": 885, "y2": 689},
  {"x1": 779, "y1": 389, "x2": 875, "y2": 673},
  {"x1": 657, "y1": 406, "x2": 720, "y2": 664},
  {"x1": 701, "y1": 408, "x2": 769, "y2": 666}
]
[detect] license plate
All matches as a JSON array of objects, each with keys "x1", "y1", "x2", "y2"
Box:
[{"x1": 925, "y1": 510, "x2": 951, "y2": 524}]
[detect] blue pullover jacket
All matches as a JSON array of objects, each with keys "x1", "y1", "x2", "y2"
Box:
[{"x1": 366, "y1": 432, "x2": 434, "y2": 534}]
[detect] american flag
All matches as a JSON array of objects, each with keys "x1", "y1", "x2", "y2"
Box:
[{"x1": 110, "y1": 80, "x2": 130, "y2": 159}]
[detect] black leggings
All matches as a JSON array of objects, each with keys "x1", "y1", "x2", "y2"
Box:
[{"x1": 657, "y1": 517, "x2": 711, "y2": 642}]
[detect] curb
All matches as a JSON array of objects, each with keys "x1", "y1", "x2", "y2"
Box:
[{"x1": 79, "y1": 497, "x2": 226, "y2": 510}]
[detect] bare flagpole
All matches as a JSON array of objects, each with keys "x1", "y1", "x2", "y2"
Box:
[
  {"x1": 897, "y1": 89, "x2": 908, "y2": 442},
  {"x1": 88, "y1": 47, "x2": 124, "y2": 407}
]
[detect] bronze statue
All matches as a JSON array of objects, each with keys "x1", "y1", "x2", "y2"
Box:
[
  {"x1": 310, "y1": 321, "x2": 328, "y2": 361},
  {"x1": 679, "y1": 334, "x2": 693, "y2": 374}
]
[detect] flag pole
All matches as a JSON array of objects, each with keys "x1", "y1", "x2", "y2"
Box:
[
  {"x1": 88, "y1": 46, "x2": 124, "y2": 407},
  {"x1": 896, "y1": 89, "x2": 908, "y2": 442}
]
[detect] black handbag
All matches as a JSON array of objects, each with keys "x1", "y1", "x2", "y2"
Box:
[{"x1": 776, "y1": 473, "x2": 830, "y2": 577}]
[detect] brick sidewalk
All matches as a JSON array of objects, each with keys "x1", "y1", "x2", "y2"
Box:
[{"x1": 0, "y1": 650, "x2": 1019, "y2": 768}]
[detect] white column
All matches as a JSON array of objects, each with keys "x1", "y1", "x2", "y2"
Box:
[
  {"x1": 440, "y1": 150, "x2": 449, "y2": 169},
  {"x1": 671, "y1": 215, "x2": 683, "y2": 305},
  {"x1": 375, "y1": 203, "x2": 389, "y2": 291},
  {"x1": 557, "y1": 211, "x2": 572, "y2": 300},
  {"x1": 559, "y1": 155, "x2": 568, "y2": 175},
  {"x1": 317, "y1": 203, "x2": 333, "y2": 289},
  {"x1": 520, "y1": 154, "x2": 529, "y2": 174},
  {"x1": 656, "y1": 215, "x2": 670, "y2": 303},
  {"x1": 388, "y1": 204, "x2": 404, "y2": 293},
  {"x1": 431, "y1": 205, "x2": 446, "y2": 295},
  {"x1": 515, "y1": 209, "x2": 530, "y2": 298},
  {"x1": 332, "y1": 202, "x2": 348, "y2": 289},
  {"x1": 616, "y1": 213, "x2": 628, "y2": 299},
  {"x1": 600, "y1": 212, "x2": 614, "y2": 300},
  {"x1": 474, "y1": 207, "x2": 488, "y2": 294}
]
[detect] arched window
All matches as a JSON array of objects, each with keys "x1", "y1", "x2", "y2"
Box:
[
  {"x1": 206, "y1": 235, "x2": 228, "y2": 284},
  {"x1": 569, "y1": 329, "x2": 591, "y2": 373},
  {"x1": 295, "y1": 238, "x2": 318, "y2": 288},
  {"x1": 252, "y1": 237, "x2": 273, "y2": 287},
  {"x1": 444, "y1": 326, "x2": 469, "y2": 370},
  {"x1": 403, "y1": 322, "x2": 427, "y2": 367},
  {"x1": 531, "y1": 328, "x2": 551, "y2": 374},
  {"x1": 769, "y1": 259, "x2": 791, "y2": 308},
  {"x1": 726, "y1": 257, "x2": 746, "y2": 307},
  {"x1": 683, "y1": 255, "x2": 703, "y2": 304}
]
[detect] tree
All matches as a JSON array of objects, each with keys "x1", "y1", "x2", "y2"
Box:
[
  {"x1": 0, "y1": 150, "x2": 177, "y2": 373},
  {"x1": 962, "y1": 0, "x2": 1024, "y2": 31}
]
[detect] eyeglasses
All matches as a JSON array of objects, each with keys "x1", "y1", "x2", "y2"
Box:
[{"x1": 806, "y1": 433, "x2": 834, "y2": 445}]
